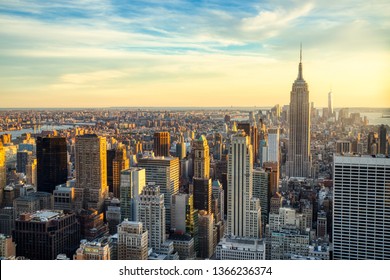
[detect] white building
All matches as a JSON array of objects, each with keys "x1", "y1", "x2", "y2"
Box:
[
  {"x1": 333, "y1": 155, "x2": 390, "y2": 260},
  {"x1": 120, "y1": 168, "x2": 146, "y2": 221},
  {"x1": 227, "y1": 132, "x2": 261, "y2": 238},
  {"x1": 216, "y1": 236, "x2": 265, "y2": 260},
  {"x1": 267, "y1": 128, "x2": 279, "y2": 163}
]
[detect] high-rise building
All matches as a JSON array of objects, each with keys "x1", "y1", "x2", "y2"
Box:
[
  {"x1": 333, "y1": 155, "x2": 390, "y2": 260},
  {"x1": 138, "y1": 184, "x2": 165, "y2": 251},
  {"x1": 379, "y1": 125, "x2": 388, "y2": 155},
  {"x1": 193, "y1": 135, "x2": 212, "y2": 215},
  {"x1": 328, "y1": 91, "x2": 333, "y2": 117},
  {"x1": 117, "y1": 220, "x2": 148, "y2": 260},
  {"x1": 112, "y1": 145, "x2": 129, "y2": 198},
  {"x1": 267, "y1": 128, "x2": 279, "y2": 163},
  {"x1": 26, "y1": 158, "x2": 37, "y2": 187},
  {"x1": 153, "y1": 132, "x2": 170, "y2": 157},
  {"x1": 193, "y1": 135, "x2": 210, "y2": 179},
  {"x1": 227, "y1": 132, "x2": 261, "y2": 238},
  {"x1": 77, "y1": 209, "x2": 109, "y2": 241},
  {"x1": 286, "y1": 47, "x2": 311, "y2": 178},
  {"x1": 13, "y1": 210, "x2": 80, "y2": 260},
  {"x1": 252, "y1": 168, "x2": 269, "y2": 229},
  {"x1": 106, "y1": 148, "x2": 116, "y2": 193},
  {"x1": 0, "y1": 142, "x2": 5, "y2": 206},
  {"x1": 120, "y1": 168, "x2": 146, "y2": 221},
  {"x1": 171, "y1": 193, "x2": 192, "y2": 234},
  {"x1": 75, "y1": 134, "x2": 108, "y2": 212},
  {"x1": 138, "y1": 156, "x2": 179, "y2": 230},
  {"x1": 16, "y1": 150, "x2": 32, "y2": 174},
  {"x1": 176, "y1": 134, "x2": 186, "y2": 160},
  {"x1": 198, "y1": 210, "x2": 214, "y2": 259},
  {"x1": 214, "y1": 133, "x2": 223, "y2": 161},
  {"x1": 36, "y1": 137, "x2": 68, "y2": 193}
]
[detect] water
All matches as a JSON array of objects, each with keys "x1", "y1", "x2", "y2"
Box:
[
  {"x1": 361, "y1": 112, "x2": 390, "y2": 126},
  {"x1": 1, "y1": 124, "x2": 91, "y2": 139}
]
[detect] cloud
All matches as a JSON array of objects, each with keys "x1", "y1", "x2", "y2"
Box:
[{"x1": 60, "y1": 70, "x2": 128, "y2": 84}]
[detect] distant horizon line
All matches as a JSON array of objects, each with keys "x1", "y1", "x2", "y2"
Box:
[{"x1": 0, "y1": 106, "x2": 389, "y2": 110}]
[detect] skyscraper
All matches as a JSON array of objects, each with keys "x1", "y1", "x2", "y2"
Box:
[
  {"x1": 138, "y1": 184, "x2": 165, "y2": 251},
  {"x1": 112, "y1": 144, "x2": 129, "y2": 198},
  {"x1": 192, "y1": 135, "x2": 212, "y2": 214},
  {"x1": 267, "y1": 128, "x2": 279, "y2": 163},
  {"x1": 36, "y1": 137, "x2": 68, "y2": 193},
  {"x1": 13, "y1": 210, "x2": 80, "y2": 260},
  {"x1": 176, "y1": 134, "x2": 186, "y2": 160},
  {"x1": 117, "y1": 220, "x2": 148, "y2": 260},
  {"x1": 379, "y1": 125, "x2": 388, "y2": 155},
  {"x1": 286, "y1": 46, "x2": 311, "y2": 178},
  {"x1": 75, "y1": 134, "x2": 108, "y2": 212},
  {"x1": 153, "y1": 132, "x2": 170, "y2": 157},
  {"x1": 328, "y1": 91, "x2": 333, "y2": 117},
  {"x1": 0, "y1": 142, "x2": 5, "y2": 206},
  {"x1": 138, "y1": 155, "x2": 179, "y2": 230},
  {"x1": 227, "y1": 132, "x2": 261, "y2": 238},
  {"x1": 120, "y1": 167, "x2": 146, "y2": 221},
  {"x1": 333, "y1": 155, "x2": 390, "y2": 259}
]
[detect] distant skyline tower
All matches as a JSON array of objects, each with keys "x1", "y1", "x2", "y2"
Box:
[
  {"x1": 36, "y1": 136, "x2": 68, "y2": 193},
  {"x1": 227, "y1": 132, "x2": 261, "y2": 238},
  {"x1": 176, "y1": 134, "x2": 186, "y2": 160},
  {"x1": 286, "y1": 45, "x2": 311, "y2": 178},
  {"x1": 328, "y1": 91, "x2": 333, "y2": 116},
  {"x1": 75, "y1": 134, "x2": 108, "y2": 212},
  {"x1": 153, "y1": 132, "x2": 170, "y2": 157}
]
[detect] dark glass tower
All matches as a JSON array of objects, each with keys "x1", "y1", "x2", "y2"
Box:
[{"x1": 36, "y1": 136, "x2": 68, "y2": 193}]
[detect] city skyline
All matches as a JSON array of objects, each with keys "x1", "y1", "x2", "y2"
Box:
[{"x1": 1, "y1": 0, "x2": 389, "y2": 108}]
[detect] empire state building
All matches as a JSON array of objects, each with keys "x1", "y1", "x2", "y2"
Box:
[{"x1": 286, "y1": 46, "x2": 311, "y2": 178}]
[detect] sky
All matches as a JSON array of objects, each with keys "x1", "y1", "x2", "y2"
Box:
[{"x1": 0, "y1": 0, "x2": 389, "y2": 108}]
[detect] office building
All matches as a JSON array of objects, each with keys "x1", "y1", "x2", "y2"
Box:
[
  {"x1": 120, "y1": 168, "x2": 145, "y2": 221},
  {"x1": 0, "y1": 234, "x2": 16, "y2": 258},
  {"x1": 193, "y1": 135, "x2": 212, "y2": 214},
  {"x1": 106, "y1": 198, "x2": 121, "y2": 234},
  {"x1": 153, "y1": 132, "x2": 170, "y2": 157},
  {"x1": 26, "y1": 158, "x2": 37, "y2": 187},
  {"x1": 53, "y1": 183, "x2": 75, "y2": 211},
  {"x1": 176, "y1": 134, "x2": 186, "y2": 160},
  {"x1": 16, "y1": 150, "x2": 32, "y2": 174},
  {"x1": 253, "y1": 168, "x2": 269, "y2": 229},
  {"x1": 138, "y1": 155, "x2": 179, "y2": 230},
  {"x1": 267, "y1": 128, "x2": 280, "y2": 163},
  {"x1": 328, "y1": 91, "x2": 333, "y2": 117},
  {"x1": 198, "y1": 210, "x2": 214, "y2": 259},
  {"x1": 138, "y1": 185, "x2": 165, "y2": 251},
  {"x1": 333, "y1": 155, "x2": 390, "y2": 259},
  {"x1": 216, "y1": 236, "x2": 265, "y2": 260},
  {"x1": 112, "y1": 145, "x2": 129, "y2": 198},
  {"x1": 286, "y1": 47, "x2": 311, "y2": 178},
  {"x1": 75, "y1": 134, "x2": 108, "y2": 212},
  {"x1": 0, "y1": 142, "x2": 6, "y2": 206},
  {"x1": 13, "y1": 210, "x2": 80, "y2": 260},
  {"x1": 36, "y1": 137, "x2": 68, "y2": 193},
  {"x1": 168, "y1": 234, "x2": 196, "y2": 260},
  {"x1": 227, "y1": 132, "x2": 261, "y2": 238},
  {"x1": 379, "y1": 125, "x2": 388, "y2": 155},
  {"x1": 118, "y1": 220, "x2": 148, "y2": 260},
  {"x1": 77, "y1": 209, "x2": 108, "y2": 241}
]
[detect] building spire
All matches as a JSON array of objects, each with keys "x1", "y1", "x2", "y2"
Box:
[{"x1": 298, "y1": 43, "x2": 303, "y2": 80}]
